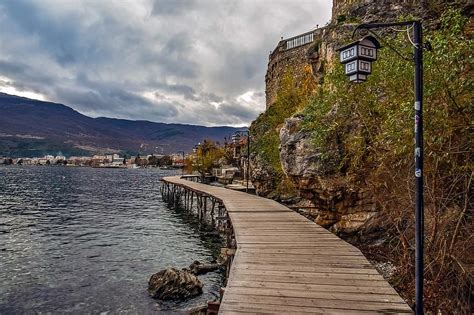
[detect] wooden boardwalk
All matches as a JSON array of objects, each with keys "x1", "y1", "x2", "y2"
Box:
[{"x1": 161, "y1": 176, "x2": 412, "y2": 314}]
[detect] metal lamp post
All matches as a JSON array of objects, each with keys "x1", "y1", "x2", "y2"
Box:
[
  {"x1": 338, "y1": 21, "x2": 425, "y2": 314},
  {"x1": 233, "y1": 131, "x2": 250, "y2": 193},
  {"x1": 194, "y1": 143, "x2": 204, "y2": 182}
]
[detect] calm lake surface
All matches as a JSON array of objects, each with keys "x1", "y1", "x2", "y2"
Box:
[{"x1": 0, "y1": 166, "x2": 223, "y2": 314}]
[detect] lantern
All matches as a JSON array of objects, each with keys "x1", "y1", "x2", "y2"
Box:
[
  {"x1": 337, "y1": 35, "x2": 381, "y2": 83},
  {"x1": 193, "y1": 143, "x2": 201, "y2": 154},
  {"x1": 231, "y1": 133, "x2": 241, "y2": 144}
]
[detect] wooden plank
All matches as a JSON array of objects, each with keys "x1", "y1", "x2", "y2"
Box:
[
  {"x1": 235, "y1": 230, "x2": 330, "y2": 235},
  {"x1": 219, "y1": 302, "x2": 411, "y2": 314},
  {"x1": 223, "y1": 286, "x2": 406, "y2": 304},
  {"x1": 161, "y1": 177, "x2": 411, "y2": 314},
  {"x1": 235, "y1": 260, "x2": 374, "y2": 269},
  {"x1": 220, "y1": 294, "x2": 412, "y2": 313},
  {"x1": 230, "y1": 269, "x2": 384, "y2": 280},
  {"x1": 236, "y1": 255, "x2": 370, "y2": 265},
  {"x1": 226, "y1": 208, "x2": 293, "y2": 213},
  {"x1": 225, "y1": 280, "x2": 400, "y2": 295},
  {"x1": 236, "y1": 236, "x2": 343, "y2": 243},
  {"x1": 236, "y1": 244, "x2": 358, "y2": 250},
  {"x1": 231, "y1": 263, "x2": 381, "y2": 275},
  {"x1": 218, "y1": 303, "x2": 393, "y2": 314},
  {"x1": 236, "y1": 252, "x2": 365, "y2": 259},
  {"x1": 231, "y1": 273, "x2": 390, "y2": 287}
]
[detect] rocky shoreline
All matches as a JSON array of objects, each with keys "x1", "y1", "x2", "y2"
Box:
[{"x1": 148, "y1": 259, "x2": 224, "y2": 313}]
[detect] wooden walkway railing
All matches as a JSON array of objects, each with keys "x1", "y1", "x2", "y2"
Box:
[{"x1": 161, "y1": 176, "x2": 412, "y2": 314}]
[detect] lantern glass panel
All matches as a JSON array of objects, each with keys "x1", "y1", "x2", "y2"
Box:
[
  {"x1": 345, "y1": 61, "x2": 357, "y2": 74},
  {"x1": 232, "y1": 134, "x2": 241, "y2": 144},
  {"x1": 358, "y1": 60, "x2": 371, "y2": 73},
  {"x1": 349, "y1": 73, "x2": 367, "y2": 83},
  {"x1": 340, "y1": 45, "x2": 358, "y2": 63},
  {"x1": 359, "y1": 45, "x2": 376, "y2": 60}
]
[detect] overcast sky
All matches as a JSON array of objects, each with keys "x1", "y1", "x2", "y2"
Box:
[{"x1": 0, "y1": 0, "x2": 331, "y2": 126}]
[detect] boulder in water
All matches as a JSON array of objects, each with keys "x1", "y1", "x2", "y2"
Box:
[
  {"x1": 148, "y1": 268, "x2": 203, "y2": 300},
  {"x1": 188, "y1": 260, "x2": 221, "y2": 275}
]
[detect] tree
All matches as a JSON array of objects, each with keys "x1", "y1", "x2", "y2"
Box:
[
  {"x1": 193, "y1": 140, "x2": 225, "y2": 176},
  {"x1": 148, "y1": 155, "x2": 158, "y2": 166},
  {"x1": 158, "y1": 155, "x2": 172, "y2": 166}
]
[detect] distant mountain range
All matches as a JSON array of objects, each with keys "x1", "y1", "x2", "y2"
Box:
[{"x1": 0, "y1": 93, "x2": 244, "y2": 157}]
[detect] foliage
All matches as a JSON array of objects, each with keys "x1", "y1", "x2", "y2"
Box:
[
  {"x1": 337, "y1": 14, "x2": 346, "y2": 24},
  {"x1": 253, "y1": 6, "x2": 471, "y2": 312},
  {"x1": 250, "y1": 65, "x2": 317, "y2": 189},
  {"x1": 300, "y1": 8, "x2": 472, "y2": 312},
  {"x1": 188, "y1": 140, "x2": 225, "y2": 176},
  {"x1": 148, "y1": 155, "x2": 172, "y2": 167}
]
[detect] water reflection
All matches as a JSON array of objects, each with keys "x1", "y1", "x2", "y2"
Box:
[{"x1": 0, "y1": 166, "x2": 223, "y2": 313}]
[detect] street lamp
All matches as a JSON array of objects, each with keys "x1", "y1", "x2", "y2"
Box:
[
  {"x1": 337, "y1": 35, "x2": 381, "y2": 83},
  {"x1": 338, "y1": 21, "x2": 425, "y2": 314},
  {"x1": 231, "y1": 133, "x2": 241, "y2": 159},
  {"x1": 233, "y1": 131, "x2": 250, "y2": 193},
  {"x1": 194, "y1": 142, "x2": 205, "y2": 182}
]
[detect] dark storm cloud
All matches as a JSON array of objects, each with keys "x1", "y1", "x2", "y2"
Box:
[
  {"x1": 0, "y1": 0, "x2": 331, "y2": 126},
  {"x1": 55, "y1": 86, "x2": 179, "y2": 120},
  {"x1": 162, "y1": 84, "x2": 197, "y2": 100},
  {"x1": 0, "y1": 0, "x2": 81, "y2": 66}
]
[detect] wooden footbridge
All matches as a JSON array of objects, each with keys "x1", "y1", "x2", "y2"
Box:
[{"x1": 160, "y1": 176, "x2": 412, "y2": 314}]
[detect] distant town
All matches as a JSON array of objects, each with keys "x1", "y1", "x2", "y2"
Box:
[{"x1": 0, "y1": 153, "x2": 185, "y2": 169}]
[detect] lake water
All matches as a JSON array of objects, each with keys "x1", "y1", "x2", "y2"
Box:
[{"x1": 0, "y1": 166, "x2": 223, "y2": 314}]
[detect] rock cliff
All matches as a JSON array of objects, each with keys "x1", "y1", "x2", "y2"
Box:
[
  {"x1": 250, "y1": 0, "x2": 473, "y2": 311},
  {"x1": 279, "y1": 115, "x2": 380, "y2": 235},
  {"x1": 252, "y1": 0, "x2": 473, "y2": 235}
]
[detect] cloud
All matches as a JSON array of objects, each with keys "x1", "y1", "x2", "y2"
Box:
[
  {"x1": 0, "y1": 0, "x2": 331, "y2": 126},
  {"x1": 151, "y1": 0, "x2": 196, "y2": 16}
]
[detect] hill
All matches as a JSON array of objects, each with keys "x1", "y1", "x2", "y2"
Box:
[{"x1": 0, "y1": 93, "x2": 243, "y2": 157}]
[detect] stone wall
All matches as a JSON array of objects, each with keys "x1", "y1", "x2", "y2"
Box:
[
  {"x1": 265, "y1": 0, "x2": 470, "y2": 109},
  {"x1": 332, "y1": 0, "x2": 363, "y2": 19},
  {"x1": 265, "y1": 28, "x2": 325, "y2": 109}
]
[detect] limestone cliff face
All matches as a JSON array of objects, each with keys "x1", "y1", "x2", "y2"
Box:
[
  {"x1": 279, "y1": 116, "x2": 379, "y2": 235},
  {"x1": 333, "y1": 0, "x2": 430, "y2": 22},
  {"x1": 251, "y1": 2, "x2": 473, "y2": 311},
  {"x1": 250, "y1": 153, "x2": 281, "y2": 196}
]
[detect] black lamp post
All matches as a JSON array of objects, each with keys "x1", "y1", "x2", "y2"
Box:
[
  {"x1": 233, "y1": 131, "x2": 250, "y2": 193},
  {"x1": 194, "y1": 142, "x2": 206, "y2": 182},
  {"x1": 338, "y1": 21, "x2": 425, "y2": 314}
]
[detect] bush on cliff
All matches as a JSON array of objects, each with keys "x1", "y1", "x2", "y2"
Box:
[
  {"x1": 251, "y1": 7, "x2": 472, "y2": 312},
  {"x1": 299, "y1": 8, "x2": 472, "y2": 312},
  {"x1": 250, "y1": 65, "x2": 317, "y2": 196}
]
